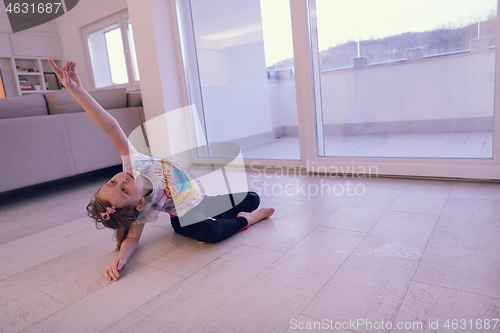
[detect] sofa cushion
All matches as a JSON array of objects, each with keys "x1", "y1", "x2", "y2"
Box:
[
  {"x1": 65, "y1": 107, "x2": 144, "y2": 174},
  {"x1": 127, "y1": 91, "x2": 143, "y2": 107},
  {"x1": 0, "y1": 94, "x2": 48, "y2": 119},
  {"x1": 46, "y1": 88, "x2": 127, "y2": 114}
]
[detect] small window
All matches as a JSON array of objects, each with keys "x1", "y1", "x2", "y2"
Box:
[{"x1": 82, "y1": 11, "x2": 139, "y2": 89}]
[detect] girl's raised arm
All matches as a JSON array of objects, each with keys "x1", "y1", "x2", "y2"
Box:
[{"x1": 49, "y1": 60, "x2": 136, "y2": 156}]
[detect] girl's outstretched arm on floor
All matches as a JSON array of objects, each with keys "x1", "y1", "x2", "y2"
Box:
[
  {"x1": 49, "y1": 60, "x2": 136, "y2": 156},
  {"x1": 105, "y1": 222, "x2": 145, "y2": 281}
]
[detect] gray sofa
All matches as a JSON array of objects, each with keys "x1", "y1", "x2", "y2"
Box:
[{"x1": 0, "y1": 88, "x2": 144, "y2": 193}]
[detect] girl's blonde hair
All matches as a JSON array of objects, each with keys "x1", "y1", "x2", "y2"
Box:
[{"x1": 86, "y1": 192, "x2": 140, "y2": 251}]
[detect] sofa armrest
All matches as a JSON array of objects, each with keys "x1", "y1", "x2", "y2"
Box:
[
  {"x1": 0, "y1": 115, "x2": 74, "y2": 192},
  {"x1": 127, "y1": 91, "x2": 143, "y2": 107}
]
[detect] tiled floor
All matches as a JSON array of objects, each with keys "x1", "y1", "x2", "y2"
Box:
[
  {"x1": 1, "y1": 167, "x2": 500, "y2": 333},
  {"x1": 242, "y1": 132, "x2": 493, "y2": 160}
]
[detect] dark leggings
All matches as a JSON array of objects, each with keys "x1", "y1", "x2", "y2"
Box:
[{"x1": 170, "y1": 191, "x2": 260, "y2": 243}]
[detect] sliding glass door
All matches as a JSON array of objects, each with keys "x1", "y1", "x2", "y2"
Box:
[
  {"x1": 177, "y1": 0, "x2": 300, "y2": 160},
  {"x1": 311, "y1": 0, "x2": 497, "y2": 159},
  {"x1": 177, "y1": 0, "x2": 500, "y2": 179}
]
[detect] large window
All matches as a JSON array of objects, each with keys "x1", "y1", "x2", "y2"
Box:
[
  {"x1": 311, "y1": 0, "x2": 496, "y2": 159},
  {"x1": 314, "y1": 0, "x2": 497, "y2": 71},
  {"x1": 177, "y1": 0, "x2": 299, "y2": 160},
  {"x1": 82, "y1": 11, "x2": 139, "y2": 89},
  {"x1": 176, "y1": 0, "x2": 500, "y2": 179}
]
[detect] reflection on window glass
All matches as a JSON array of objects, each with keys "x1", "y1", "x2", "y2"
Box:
[
  {"x1": 316, "y1": 0, "x2": 497, "y2": 70},
  {"x1": 180, "y1": 0, "x2": 300, "y2": 160},
  {"x1": 313, "y1": 0, "x2": 496, "y2": 159},
  {"x1": 88, "y1": 23, "x2": 128, "y2": 88},
  {"x1": 105, "y1": 28, "x2": 128, "y2": 85},
  {"x1": 127, "y1": 20, "x2": 140, "y2": 81},
  {"x1": 260, "y1": 0, "x2": 294, "y2": 71}
]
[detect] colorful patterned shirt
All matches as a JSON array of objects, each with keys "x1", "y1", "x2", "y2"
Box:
[{"x1": 121, "y1": 152, "x2": 205, "y2": 224}]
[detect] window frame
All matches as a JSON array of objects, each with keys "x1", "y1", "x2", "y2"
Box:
[{"x1": 81, "y1": 10, "x2": 139, "y2": 90}]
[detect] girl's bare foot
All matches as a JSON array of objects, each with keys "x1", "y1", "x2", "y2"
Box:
[{"x1": 237, "y1": 208, "x2": 275, "y2": 226}]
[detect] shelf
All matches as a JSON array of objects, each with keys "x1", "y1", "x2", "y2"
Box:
[
  {"x1": 16, "y1": 72, "x2": 42, "y2": 76},
  {"x1": 19, "y1": 90, "x2": 45, "y2": 94},
  {"x1": 11, "y1": 57, "x2": 62, "y2": 96}
]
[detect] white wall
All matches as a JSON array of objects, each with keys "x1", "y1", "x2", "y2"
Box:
[
  {"x1": 322, "y1": 50, "x2": 495, "y2": 124},
  {"x1": 268, "y1": 78, "x2": 297, "y2": 129},
  {"x1": 271, "y1": 50, "x2": 495, "y2": 131}
]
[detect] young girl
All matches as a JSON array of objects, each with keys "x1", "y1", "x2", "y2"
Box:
[{"x1": 49, "y1": 60, "x2": 275, "y2": 282}]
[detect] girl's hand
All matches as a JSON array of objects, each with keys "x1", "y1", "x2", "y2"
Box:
[
  {"x1": 48, "y1": 60, "x2": 82, "y2": 92},
  {"x1": 105, "y1": 257, "x2": 127, "y2": 281}
]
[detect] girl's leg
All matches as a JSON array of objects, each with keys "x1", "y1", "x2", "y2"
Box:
[
  {"x1": 177, "y1": 191, "x2": 260, "y2": 227},
  {"x1": 171, "y1": 216, "x2": 248, "y2": 243},
  {"x1": 211, "y1": 191, "x2": 260, "y2": 219},
  {"x1": 170, "y1": 192, "x2": 263, "y2": 243}
]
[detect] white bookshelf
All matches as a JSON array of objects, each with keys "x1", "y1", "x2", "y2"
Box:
[{"x1": 10, "y1": 57, "x2": 62, "y2": 96}]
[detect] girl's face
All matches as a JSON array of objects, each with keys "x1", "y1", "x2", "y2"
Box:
[{"x1": 97, "y1": 172, "x2": 146, "y2": 208}]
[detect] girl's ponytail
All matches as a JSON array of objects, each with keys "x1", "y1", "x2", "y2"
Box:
[{"x1": 114, "y1": 226, "x2": 130, "y2": 251}]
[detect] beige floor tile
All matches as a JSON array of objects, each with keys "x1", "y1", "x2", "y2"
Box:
[
  {"x1": 39, "y1": 227, "x2": 188, "y2": 306},
  {"x1": 393, "y1": 282, "x2": 500, "y2": 333},
  {"x1": 449, "y1": 181, "x2": 500, "y2": 200},
  {"x1": 0, "y1": 170, "x2": 498, "y2": 332},
  {"x1": 414, "y1": 197, "x2": 500, "y2": 298},
  {"x1": 274, "y1": 226, "x2": 366, "y2": 274},
  {"x1": 0, "y1": 221, "x2": 23, "y2": 234},
  {"x1": 341, "y1": 211, "x2": 438, "y2": 279},
  {"x1": 359, "y1": 177, "x2": 411, "y2": 198},
  {"x1": 235, "y1": 194, "x2": 346, "y2": 253},
  {"x1": 322, "y1": 194, "x2": 398, "y2": 232},
  {"x1": 0, "y1": 216, "x2": 90, "y2": 261},
  {"x1": 230, "y1": 227, "x2": 366, "y2": 314},
  {"x1": 0, "y1": 238, "x2": 108, "y2": 306},
  {"x1": 0, "y1": 238, "x2": 83, "y2": 280},
  {"x1": 302, "y1": 266, "x2": 410, "y2": 333},
  {"x1": 102, "y1": 244, "x2": 281, "y2": 333},
  {"x1": 0, "y1": 290, "x2": 65, "y2": 333},
  {"x1": 416, "y1": 242, "x2": 500, "y2": 299},
  {"x1": 138, "y1": 218, "x2": 192, "y2": 252},
  {"x1": 321, "y1": 207, "x2": 387, "y2": 233},
  {"x1": 303, "y1": 211, "x2": 439, "y2": 333},
  {"x1": 389, "y1": 180, "x2": 452, "y2": 215},
  {"x1": 148, "y1": 237, "x2": 240, "y2": 277},
  {"x1": 63, "y1": 221, "x2": 115, "y2": 245},
  {"x1": 24, "y1": 266, "x2": 183, "y2": 333},
  {"x1": 0, "y1": 205, "x2": 87, "y2": 246},
  {"x1": 192, "y1": 296, "x2": 297, "y2": 333}
]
